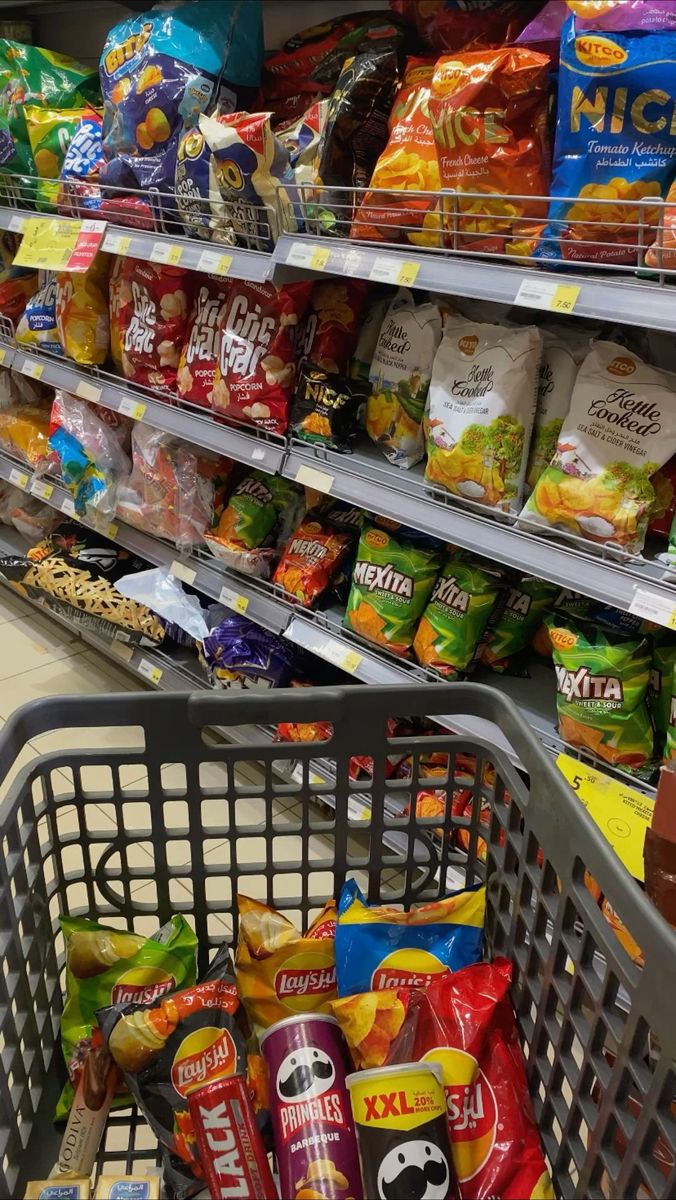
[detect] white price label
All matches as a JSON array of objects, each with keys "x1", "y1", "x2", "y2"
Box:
[
  {"x1": 197, "y1": 249, "x2": 233, "y2": 276},
  {"x1": 110, "y1": 639, "x2": 133, "y2": 662},
  {"x1": 21, "y1": 359, "x2": 44, "y2": 380},
  {"x1": 9, "y1": 214, "x2": 25, "y2": 233},
  {"x1": 317, "y1": 639, "x2": 362, "y2": 674},
  {"x1": 9, "y1": 468, "x2": 28, "y2": 489},
  {"x1": 368, "y1": 256, "x2": 420, "y2": 286},
  {"x1": 30, "y1": 479, "x2": 53, "y2": 501},
  {"x1": 251, "y1": 448, "x2": 266, "y2": 462},
  {"x1": 60, "y1": 495, "x2": 76, "y2": 516},
  {"x1": 628, "y1": 587, "x2": 676, "y2": 630},
  {"x1": 118, "y1": 397, "x2": 146, "y2": 420},
  {"x1": 150, "y1": 241, "x2": 183, "y2": 265},
  {"x1": 138, "y1": 657, "x2": 163, "y2": 684},
  {"x1": 103, "y1": 232, "x2": 132, "y2": 255},
  {"x1": 170, "y1": 559, "x2": 197, "y2": 586},
  {"x1": 286, "y1": 241, "x2": 331, "y2": 271},
  {"x1": 219, "y1": 585, "x2": 249, "y2": 615},
  {"x1": 295, "y1": 464, "x2": 333, "y2": 494},
  {"x1": 75, "y1": 380, "x2": 102, "y2": 403},
  {"x1": 514, "y1": 277, "x2": 581, "y2": 315}
]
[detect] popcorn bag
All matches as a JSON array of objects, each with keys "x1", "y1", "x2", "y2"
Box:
[
  {"x1": 177, "y1": 275, "x2": 231, "y2": 409},
  {"x1": 118, "y1": 261, "x2": 193, "y2": 392}
]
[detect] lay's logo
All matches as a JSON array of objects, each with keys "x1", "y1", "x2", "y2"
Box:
[
  {"x1": 372, "y1": 949, "x2": 447, "y2": 991},
  {"x1": 274, "y1": 952, "x2": 337, "y2": 1012},
  {"x1": 423, "y1": 1047, "x2": 498, "y2": 1183},
  {"x1": 575, "y1": 35, "x2": 627, "y2": 67},
  {"x1": 171, "y1": 1027, "x2": 237, "y2": 1097},
  {"x1": 111, "y1": 967, "x2": 174, "y2": 1006}
]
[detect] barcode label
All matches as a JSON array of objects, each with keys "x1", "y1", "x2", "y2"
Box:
[
  {"x1": 30, "y1": 479, "x2": 53, "y2": 500},
  {"x1": 118, "y1": 397, "x2": 146, "y2": 420},
  {"x1": 138, "y1": 657, "x2": 162, "y2": 684},
  {"x1": 628, "y1": 588, "x2": 676, "y2": 630},
  {"x1": 219, "y1": 585, "x2": 248, "y2": 614},
  {"x1": 9, "y1": 468, "x2": 28, "y2": 488}
]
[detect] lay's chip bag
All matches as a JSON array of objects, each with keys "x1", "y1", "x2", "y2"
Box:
[
  {"x1": 538, "y1": 14, "x2": 676, "y2": 266},
  {"x1": 335, "y1": 879, "x2": 485, "y2": 996},
  {"x1": 235, "y1": 895, "x2": 337, "y2": 1035}
]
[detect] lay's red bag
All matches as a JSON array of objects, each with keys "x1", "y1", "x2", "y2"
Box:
[{"x1": 414, "y1": 958, "x2": 554, "y2": 1200}]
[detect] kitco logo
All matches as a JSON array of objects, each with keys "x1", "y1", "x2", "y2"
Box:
[
  {"x1": 607, "y1": 355, "x2": 636, "y2": 378},
  {"x1": 372, "y1": 949, "x2": 447, "y2": 991},
  {"x1": 274, "y1": 953, "x2": 337, "y2": 1012},
  {"x1": 458, "y1": 334, "x2": 479, "y2": 357},
  {"x1": 112, "y1": 966, "x2": 175, "y2": 1006},
  {"x1": 423, "y1": 1047, "x2": 497, "y2": 1182},
  {"x1": 171, "y1": 1027, "x2": 237, "y2": 1097},
  {"x1": 576, "y1": 34, "x2": 627, "y2": 67}
]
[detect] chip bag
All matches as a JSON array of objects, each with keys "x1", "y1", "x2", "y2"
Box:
[
  {"x1": 521, "y1": 342, "x2": 676, "y2": 555},
  {"x1": 414, "y1": 959, "x2": 555, "y2": 1200},
  {"x1": 352, "y1": 57, "x2": 441, "y2": 246},
  {"x1": 336, "y1": 879, "x2": 485, "y2": 996},
  {"x1": 547, "y1": 614, "x2": 654, "y2": 772},
  {"x1": 108, "y1": 253, "x2": 131, "y2": 372},
  {"x1": 118, "y1": 260, "x2": 193, "y2": 391},
  {"x1": 299, "y1": 278, "x2": 369, "y2": 375},
  {"x1": 414, "y1": 554, "x2": 503, "y2": 677},
  {"x1": 176, "y1": 275, "x2": 231, "y2": 409},
  {"x1": 0, "y1": 232, "x2": 38, "y2": 322},
  {"x1": 25, "y1": 104, "x2": 90, "y2": 210},
  {"x1": 525, "y1": 326, "x2": 590, "y2": 495},
  {"x1": 56, "y1": 913, "x2": 197, "y2": 1121},
  {"x1": 429, "y1": 47, "x2": 550, "y2": 256},
  {"x1": 332, "y1": 988, "x2": 413, "y2": 1070},
  {"x1": 393, "y1": 0, "x2": 529, "y2": 54},
  {"x1": 425, "y1": 319, "x2": 542, "y2": 511},
  {"x1": 200, "y1": 613, "x2": 295, "y2": 688},
  {"x1": 235, "y1": 896, "x2": 337, "y2": 1035},
  {"x1": 277, "y1": 97, "x2": 329, "y2": 188},
  {"x1": 55, "y1": 251, "x2": 111, "y2": 366},
  {"x1": 648, "y1": 638, "x2": 676, "y2": 756},
  {"x1": 292, "y1": 362, "x2": 369, "y2": 452},
  {"x1": 0, "y1": 402, "x2": 50, "y2": 466},
  {"x1": 16, "y1": 278, "x2": 63, "y2": 355},
  {"x1": 57, "y1": 106, "x2": 105, "y2": 217},
  {"x1": 206, "y1": 471, "x2": 304, "y2": 578},
  {"x1": 345, "y1": 519, "x2": 442, "y2": 656},
  {"x1": 480, "y1": 577, "x2": 558, "y2": 674},
  {"x1": 539, "y1": 16, "x2": 676, "y2": 266},
  {"x1": 211, "y1": 280, "x2": 312, "y2": 434},
  {"x1": 272, "y1": 510, "x2": 354, "y2": 607},
  {"x1": 366, "y1": 289, "x2": 442, "y2": 469}
]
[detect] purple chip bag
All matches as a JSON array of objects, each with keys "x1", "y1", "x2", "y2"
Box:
[
  {"x1": 201, "y1": 614, "x2": 294, "y2": 687},
  {"x1": 518, "y1": 0, "x2": 676, "y2": 47}
]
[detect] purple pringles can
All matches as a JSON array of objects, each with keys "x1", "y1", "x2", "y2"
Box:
[{"x1": 260, "y1": 1013, "x2": 363, "y2": 1200}]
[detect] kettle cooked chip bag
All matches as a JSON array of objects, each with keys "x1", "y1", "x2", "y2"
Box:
[
  {"x1": 176, "y1": 274, "x2": 231, "y2": 409},
  {"x1": 521, "y1": 342, "x2": 676, "y2": 555},
  {"x1": 367, "y1": 288, "x2": 443, "y2": 469},
  {"x1": 425, "y1": 319, "x2": 542, "y2": 512},
  {"x1": 57, "y1": 913, "x2": 197, "y2": 1120},
  {"x1": 335, "y1": 879, "x2": 485, "y2": 996},
  {"x1": 236, "y1": 895, "x2": 337, "y2": 1034},
  {"x1": 118, "y1": 260, "x2": 193, "y2": 391},
  {"x1": 525, "y1": 325, "x2": 590, "y2": 495},
  {"x1": 547, "y1": 614, "x2": 654, "y2": 772},
  {"x1": 414, "y1": 554, "x2": 503, "y2": 677},
  {"x1": 344, "y1": 519, "x2": 442, "y2": 656}
]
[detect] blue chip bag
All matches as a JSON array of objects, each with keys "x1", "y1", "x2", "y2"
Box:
[
  {"x1": 16, "y1": 278, "x2": 63, "y2": 355},
  {"x1": 537, "y1": 15, "x2": 676, "y2": 267},
  {"x1": 335, "y1": 879, "x2": 485, "y2": 996},
  {"x1": 57, "y1": 107, "x2": 105, "y2": 216}
]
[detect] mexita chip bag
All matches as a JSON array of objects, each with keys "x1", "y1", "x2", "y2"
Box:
[
  {"x1": 176, "y1": 275, "x2": 231, "y2": 410},
  {"x1": 344, "y1": 519, "x2": 442, "y2": 657},
  {"x1": 525, "y1": 325, "x2": 590, "y2": 495},
  {"x1": 351, "y1": 57, "x2": 441, "y2": 246},
  {"x1": 272, "y1": 510, "x2": 354, "y2": 607},
  {"x1": 520, "y1": 342, "x2": 676, "y2": 555},
  {"x1": 538, "y1": 15, "x2": 676, "y2": 266},
  {"x1": 366, "y1": 289, "x2": 442, "y2": 469},
  {"x1": 335, "y1": 878, "x2": 485, "y2": 996},
  {"x1": 56, "y1": 251, "x2": 111, "y2": 367},
  {"x1": 547, "y1": 614, "x2": 654, "y2": 772},
  {"x1": 56, "y1": 913, "x2": 197, "y2": 1120},
  {"x1": 235, "y1": 895, "x2": 337, "y2": 1035},
  {"x1": 414, "y1": 958, "x2": 555, "y2": 1200},
  {"x1": 648, "y1": 638, "x2": 676, "y2": 756},
  {"x1": 425, "y1": 319, "x2": 542, "y2": 511},
  {"x1": 480, "y1": 577, "x2": 558, "y2": 674},
  {"x1": 118, "y1": 260, "x2": 193, "y2": 391},
  {"x1": 429, "y1": 47, "x2": 550, "y2": 256},
  {"x1": 414, "y1": 554, "x2": 503, "y2": 677}
]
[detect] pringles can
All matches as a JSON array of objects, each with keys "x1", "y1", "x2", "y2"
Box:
[
  {"x1": 260, "y1": 1013, "x2": 362, "y2": 1200},
  {"x1": 347, "y1": 1062, "x2": 457, "y2": 1200}
]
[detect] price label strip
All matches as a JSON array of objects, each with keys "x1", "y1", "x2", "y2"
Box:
[
  {"x1": 556, "y1": 753, "x2": 653, "y2": 881},
  {"x1": 369, "y1": 256, "x2": 420, "y2": 287},
  {"x1": 118, "y1": 397, "x2": 147, "y2": 421},
  {"x1": 170, "y1": 559, "x2": 197, "y2": 586},
  {"x1": 286, "y1": 242, "x2": 331, "y2": 271},
  {"x1": 150, "y1": 241, "x2": 183, "y2": 266},
  {"x1": 14, "y1": 217, "x2": 107, "y2": 273},
  {"x1": 295, "y1": 463, "x2": 333, "y2": 494},
  {"x1": 21, "y1": 359, "x2": 44, "y2": 380},
  {"x1": 138, "y1": 658, "x2": 163, "y2": 685},
  {"x1": 629, "y1": 587, "x2": 676, "y2": 631},
  {"x1": 9, "y1": 468, "x2": 28, "y2": 489},
  {"x1": 30, "y1": 479, "x2": 53, "y2": 501},
  {"x1": 103, "y1": 232, "x2": 132, "y2": 256},
  {"x1": 317, "y1": 638, "x2": 362, "y2": 674},
  {"x1": 0, "y1": 348, "x2": 6, "y2": 366},
  {"x1": 75, "y1": 380, "x2": 102, "y2": 403},
  {"x1": 219, "y1": 585, "x2": 249, "y2": 615},
  {"x1": 514, "y1": 277, "x2": 581, "y2": 315},
  {"x1": 197, "y1": 249, "x2": 233, "y2": 276}
]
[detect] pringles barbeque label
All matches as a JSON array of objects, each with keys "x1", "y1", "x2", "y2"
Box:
[{"x1": 235, "y1": 896, "x2": 338, "y2": 1034}]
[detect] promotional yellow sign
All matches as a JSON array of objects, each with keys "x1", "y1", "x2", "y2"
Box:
[
  {"x1": 14, "y1": 217, "x2": 106, "y2": 272},
  {"x1": 556, "y1": 753, "x2": 653, "y2": 880}
]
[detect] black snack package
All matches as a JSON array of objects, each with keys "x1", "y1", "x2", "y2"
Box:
[{"x1": 292, "y1": 361, "x2": 369, "y2": 452}]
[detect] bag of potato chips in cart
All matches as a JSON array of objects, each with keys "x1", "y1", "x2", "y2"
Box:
[
  {"x1": 344, "y1": 518, "x2": 442, "y2": 656},
  {"x1": 332, "y1": 987, "x2": 415, "y2": 1070},
  {"x1": 521, "y1": 342, "x2": 676, "y2": 555},
  {"x1": 425, "y1": 319, "x2": 542, "y2": 512},
  {"x1": 366, "y1": 288, "x2": 442, "y2": 469},
  {"x1": 236, "y1": 896, "x2": 337, "y2": 1036}
]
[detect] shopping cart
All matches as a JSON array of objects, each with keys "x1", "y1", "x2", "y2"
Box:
[{"x1": 0, "y1": 684, "x2": 673, "y2": 1199}]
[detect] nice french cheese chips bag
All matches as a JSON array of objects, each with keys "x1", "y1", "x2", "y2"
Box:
[
  {"x1": 335, "y1": 879, "x2": 485, "y2": 996},
  {"x1": 235, "y1": 895, "x2": 337, "y2": 1035}
]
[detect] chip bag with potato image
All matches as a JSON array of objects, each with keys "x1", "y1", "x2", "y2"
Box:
[
  {"x1": 25, "y1": 105, "x2": 92, "y2": 211},
  {"x1": 56, "y1": 251, "x2": 111, "y2": 367},
  {"x1": 331, "y1": 987, "x2": 413, "y2": 1070},
  {"x1": 272, "y1": 509, "x2": 353, "y2": 607},
  {"x1": 235, "y1": 895, "x2": 337, "y2": 1036},
  {"x1": 414, "y1": 553, "x2": 503, "y2": 678}
]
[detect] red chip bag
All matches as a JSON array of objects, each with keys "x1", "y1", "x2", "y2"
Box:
[
  {"x1": 177, "y1": 275, "x2": 231, "y2": 410},
  {"x1": 298, "y1": 278, "x2": 369, "y2": 374},
  {"x1": 211, "y1": 280, "x2": 312, "y2": 434},
  {"x1": 414, "y1": 959, "x2": 554, "y2": 1200},
  {"x1": 118, "y1": 261, "x2": 194, "y2": 393}
]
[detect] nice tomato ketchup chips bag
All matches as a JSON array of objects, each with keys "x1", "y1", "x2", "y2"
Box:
[
  {"x1": 414, "y1": 959, "x2": 554, "y2": 1200},
  {"x1": 119, "y1": 261, "x2": 194, "y2": 393},
  {"x1": 211, "y1": 280, "x2": 312, "y2": 433},
  {"x1": 335, "y1": 879, "x2": 485, "y2": 996},
  {"x1": 235, "y1": 895, "x2": 337, "y2": 1036}
]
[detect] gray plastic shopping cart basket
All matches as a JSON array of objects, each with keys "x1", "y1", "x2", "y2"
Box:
[{"x1": 0, "y1": 683, "x2": 673, "y2": 1199}]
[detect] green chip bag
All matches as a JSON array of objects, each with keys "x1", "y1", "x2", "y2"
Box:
[
  {"x1": 25, "y1": 105, "x2": 90, "y2": 211},
  {"x1": 209, "y1": 472, "x2": 299, "y2": 552},
  {"x1": 480, "y1": 577, "x2": 558, "y2": 674},
  {"x1": 57, "y1": 913, "x2": 197, "y2": 1120},
  {"x1": 547, "y1": 615, "x2": 654, "y2": 775},
  {"x1": 413, "y1": 555, "x2": 503, "y2": 677},
  {"x1": 648, "y1": 638, "x2": 676, "y2": 756},
  {"x1": 344, "y1": 520, "x2": 442, "y2": 657}
]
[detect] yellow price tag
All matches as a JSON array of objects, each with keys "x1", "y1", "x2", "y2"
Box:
[
  {"x1": 118, "y1": 398, "x2": 146, "y2": 421},
  {"x1": 9, "y1": 468, "x2": 28, "y2": 489},
  {"x1": 310, "y1": 247, "x2": 330, "y2": 271},
  {"x1": 150, "y1": 241, "x2": 183, "y2": 265},
  {"x1": 396, "y1": 261, "x2": 420, "y2": 286},
  {"x1": 197, "y1": 249, "x2": 232, "y2": 276},
  {"x1": 0, "y1": 349, "x2": 6, "y2": 365},
  {"x1": 139, "y1": 657, "x2": 163, "y2": 684},
  {"x1": 556, "y1": 753, "x2": 653, "y2": 880},
  {"x1": 219, "y1": 584, "x2": 249, "y2": 614},
  {"x1": 31, "y1": 480, "x2": 53, "y2": 501},
  {"x1": 341, "y1": 649, "x2": 362, "y2": 674},
  {"x1": 550, "y1": 284, "x2": 580, "y2": 314},
  {"x1": 22, "y1": 360, "x2": 43, "y2": 380},
  {"x1": 104, "y1": 232, "x2": 132, "y2": 256},
  {"x1": 14, "y1": 217, "x2": 106, "y2": 272}
]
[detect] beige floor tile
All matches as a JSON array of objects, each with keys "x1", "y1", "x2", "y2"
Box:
[
  {"x1": 0, "y1": 611, "x2": 83, "y2": 680},
  {"x1": 0, "y1": 587, "x2": 33, "y2": 624}
]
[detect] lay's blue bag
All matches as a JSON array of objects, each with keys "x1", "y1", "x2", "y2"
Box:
[
  {"x1": 335, "y1": 878, "x2": 485, "y2": 996},
  {"x1": 537, "y1": 14, "x2": 676, "y2": 267}
]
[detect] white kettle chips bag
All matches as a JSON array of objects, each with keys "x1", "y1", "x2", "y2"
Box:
[
  {"x1": 425, "y1": 319, "x2": 542, "y2": 512},
  {"x1": 525, "y1": 325, "x2": 591, "y2": 495},
  {"x1": 521, "y1": 342, "x2": 676, "y2": 555}
]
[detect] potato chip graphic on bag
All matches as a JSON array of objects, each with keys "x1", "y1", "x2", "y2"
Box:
[{"x1": 331, "y1": 988, "x2": 411, "y2": 1070}]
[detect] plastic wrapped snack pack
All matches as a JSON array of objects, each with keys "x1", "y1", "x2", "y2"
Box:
[
  {"x1": 25, "y1": 104, "x2": 91, "y2": 210},
  {"x1": 206, "y1": 470, "x2": 303, "y2": 578},
  {"x1": 199, "y1": 613, "x2": 295, "y2": 688},
  {"x1": 47, "y1": 389, "x2": 131, "y2": 518},
  {"x1": 56, "y1": 252, "x2": 111, "y2": 366},
  {"x1": 414, "y1": 554, "x2": 503, "y2": 677},
  {"x1": 57, "y1": 106, "x2": 105, "y2": 217}
]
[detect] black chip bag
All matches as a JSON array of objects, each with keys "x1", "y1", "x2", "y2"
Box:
[{"x1": 292, "y1": 361, "x2": 368, "y2": 452}]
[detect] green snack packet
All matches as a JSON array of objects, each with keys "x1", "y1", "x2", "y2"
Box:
[
  {"x1": 344, "y1": 519, "x2": 442, "y2": 657},
  {"x1": 57, "y1": 913, "x2": 197, "y2": 1120},
  {"x1": 648, "y1": 638, "x2": 676, "y2": 754},
  {"x1": 413, "y1": 555, "x2": 503, "y2": 678},
  {"x1": 480, "y1": 577, "x2": 558, "y2": 674},
  {"x1": 547, "y1": 615, "x2": 654, "y2": 775},
  {"x1": 209, "y1": 471, "x2": 296, "y2": 552},
  {"x1": 25, "y1": 105, "x2": 89, "y2": 211}
]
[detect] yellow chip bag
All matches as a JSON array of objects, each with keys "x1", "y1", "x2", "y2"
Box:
[
  {"x1": 25, "y1": 105, "x2": 90, "y2": 211},
  {"x1": 235, "y1": 895, "x2": 337, "y2": 1035},
  {"x1": 56, "y1": 251, "x2": 111, "y2": 366},
  {"x1": 332, "y1": 989, "x2": 411, "y2": 1070}
]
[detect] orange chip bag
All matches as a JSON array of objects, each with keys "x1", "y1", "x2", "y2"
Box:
[
  {"x1": 332, "y1": 988, "x2": 412, "y2": 1070},
  {"x1": 429, "y1": 47, "x2": 550, "y2": 256},
  {"x1": 351, "y1": 58, "x2": 441, "y2": 247},
  {"x1": 235, "y1": 895, "x2": 337, "y2": 1035},
  {"x1": 272, "y1": 511, "x2": 353, "y2": 607}
]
